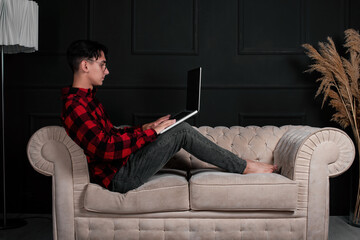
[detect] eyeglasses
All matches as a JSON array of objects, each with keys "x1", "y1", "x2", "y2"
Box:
[{"x1": 86, "y1": 59, "x2": 108, "y2": 71}]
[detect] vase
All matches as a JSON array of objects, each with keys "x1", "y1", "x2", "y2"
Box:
[{"x1": 349, "y1": 154, "x2": 360, "y2": 227}]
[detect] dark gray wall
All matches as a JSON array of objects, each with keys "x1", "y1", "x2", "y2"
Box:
[{"x1": 1, "y1": 0, "x2": 360, "y2": 214}]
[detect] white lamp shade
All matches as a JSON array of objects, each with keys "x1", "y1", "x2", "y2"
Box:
[{"x1": 0, "y1": 0, "x2": 39, "y2": 54}]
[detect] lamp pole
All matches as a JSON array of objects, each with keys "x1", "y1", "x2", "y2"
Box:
[
  {"x1": 0, "y1": 0, "x2": 38, "y2": 229},
  {"x1": 0, "y1": 46, "x2": 27, "y2": 230},
  {"x1": 1, "y1": 45, "x2": 6, "y2": 228}
]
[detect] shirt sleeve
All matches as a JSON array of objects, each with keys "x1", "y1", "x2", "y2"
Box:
[
  {"x1": 112, "y1": 125, "x2": 144, "y2": 135},
  {"x1": 63, "y1": 101, "x2": 157, "y2": 163}
]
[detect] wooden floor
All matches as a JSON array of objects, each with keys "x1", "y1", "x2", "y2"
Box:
[{"x1": 1, "y1": 215, "x2": 360, "y2": 239}]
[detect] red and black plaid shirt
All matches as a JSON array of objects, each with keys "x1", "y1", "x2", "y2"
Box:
[{"x1": 61, "y1": 87, "x2": 157, "y2": 188}]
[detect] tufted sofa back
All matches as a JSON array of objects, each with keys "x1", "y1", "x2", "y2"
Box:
[{"x1": 166, "y1": 125, "x2": 298, "y2": 170}]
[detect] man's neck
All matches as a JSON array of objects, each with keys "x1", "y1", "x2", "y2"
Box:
[{"x1": 72, "y1": 74, "x2": 93, "y2": 90}]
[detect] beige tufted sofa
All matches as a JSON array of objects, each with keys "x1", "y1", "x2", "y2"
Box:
[{"x1": 27, "y1": 125, "x2": 355, "y2": 240}]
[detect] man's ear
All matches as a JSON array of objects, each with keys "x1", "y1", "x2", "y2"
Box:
[{"x1": 79, "y1": 60, "x2": 90, "y2": 73}]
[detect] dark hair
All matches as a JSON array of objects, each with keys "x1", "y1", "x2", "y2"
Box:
[{"x1": 66, "y1": 40, "x2": 108, "y2": 72}]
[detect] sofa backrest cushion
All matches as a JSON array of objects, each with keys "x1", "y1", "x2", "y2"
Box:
[{"x1": 166, "y1": 126, "x2": 294, "y2": 170}]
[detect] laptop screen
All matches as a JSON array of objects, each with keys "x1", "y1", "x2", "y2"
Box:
[{"x1": 186, "y1": 67, "x2": 202, "y2": 111}]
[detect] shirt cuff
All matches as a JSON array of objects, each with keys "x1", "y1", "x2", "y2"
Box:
[{"x1": 145, "y1": 128, "x2": 158, "y2": 139}]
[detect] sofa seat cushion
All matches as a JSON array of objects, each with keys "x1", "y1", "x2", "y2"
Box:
[
  {"x1": 84, "y1": 173, "x2": 189, "y2": 214},
  {"x1": 190, "y1": 171, "x2": 298, "y2": 211}
]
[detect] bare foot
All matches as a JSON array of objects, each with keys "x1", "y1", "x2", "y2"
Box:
[{"x1": 243, "y1": 160, "x2": 277, "y2": 174}]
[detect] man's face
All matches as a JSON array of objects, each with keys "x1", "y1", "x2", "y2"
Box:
[{"x1": 87, "y1": 51, "x2": 110, "y2": 87}]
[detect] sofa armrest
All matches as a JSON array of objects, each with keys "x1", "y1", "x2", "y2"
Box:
[
  {"x1": 27, "y1": 126, "x2": 88, "y2": 240},
  {"x1": 274, "y1": 126, "x2": 355, "y2": 180},
  {"x1": 27, "y1": 126, "x2": 67, "y2": 176},
  {"x1": 274, "y1": 126, "x2": 355, "y2": 240}
]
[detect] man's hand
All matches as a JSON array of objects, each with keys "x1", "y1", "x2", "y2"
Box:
[{"x1": 142, "y1": 115, "x2": 176, "y2": 134}]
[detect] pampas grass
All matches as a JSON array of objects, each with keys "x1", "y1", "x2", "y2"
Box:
[{"x1": 303, "y1": 29, "x2": 360, "y2": 224}]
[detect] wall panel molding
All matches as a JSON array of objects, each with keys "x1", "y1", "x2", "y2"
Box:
[
  {"x1": 238, "y1": 0, "x2": 305, "y2": 55},
  {"x1": 36, "y1": 0, "x2": 89, "y2": 55},
  {"x1": 305, "y1": 0, "x2": 349, "y2": 44},
  {"x1": 16, "y1": 84, "x2": 316, "y2": 90},
  {"x1": 131, "y1": 0, "x2": 198, "y2": 55}
]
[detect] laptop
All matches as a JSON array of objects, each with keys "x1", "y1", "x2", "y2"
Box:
[{"x1": 160, "y1": 67, "x2": 202, "y2": 134}]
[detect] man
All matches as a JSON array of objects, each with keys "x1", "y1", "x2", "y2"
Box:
[{"x1": 61, "y1": 40, "x2": 277, "y2": 193}]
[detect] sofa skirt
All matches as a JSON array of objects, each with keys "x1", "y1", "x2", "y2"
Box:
[{"x1": 75, "y1": 217, "x2": 306, "y2": 240}]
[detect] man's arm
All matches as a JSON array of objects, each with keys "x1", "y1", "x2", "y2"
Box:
[
  {"x1": 142, "y1": 115, "x2": 176, "y2": 134},
  {"x1": 111, "y1": 115, "x2": 175, "y2": 135},
  {"x1": 113, "y1": 125, "x2": 143, "y2": 135},
  {"x1": 63, "y1": 102, "x2": 157, "y2": 163}
]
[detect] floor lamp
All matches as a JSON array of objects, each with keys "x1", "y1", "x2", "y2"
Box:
[{"x1": 0, "y1": 0, "x2": 38, "y2": 230}]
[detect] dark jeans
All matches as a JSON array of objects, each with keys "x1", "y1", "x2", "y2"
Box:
[{"x1": 109, "y1": 122, "x2": 247, "y2": 193}]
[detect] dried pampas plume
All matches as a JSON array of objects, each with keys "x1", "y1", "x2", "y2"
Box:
[{"x1": 303, "y1": 29, "x2": 360, "y2": 223}]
